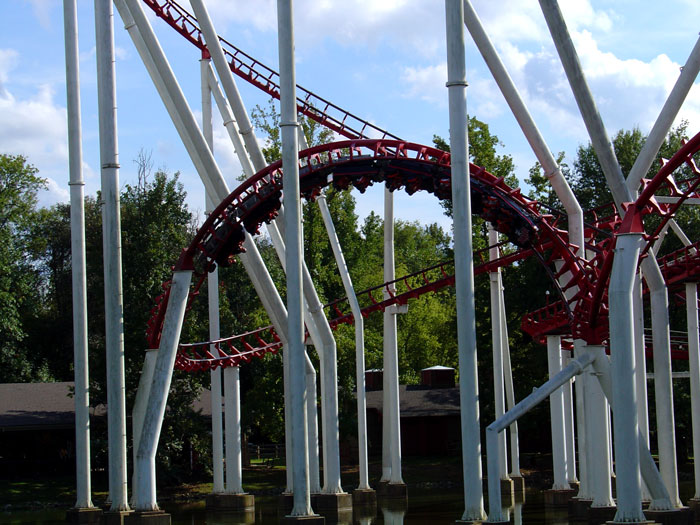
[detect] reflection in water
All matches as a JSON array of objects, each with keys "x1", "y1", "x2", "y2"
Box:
[{"x1": 380, "y1": 501, "x2": 406, "y2": 525}]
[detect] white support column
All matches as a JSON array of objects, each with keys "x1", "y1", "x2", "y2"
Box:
[
  {"x1": 608, "y1": 234, "x2": 646, "y2": 521},
  {"x1": 224, "y1": 366, "x2": 243, "y2": 494},
  {"x1": 573, "y1": 340, "x2": 591, "y2": 500},
  {"x1": 489, "y1": 226, "x2": 508, "y2": 481},
  {"x1": 201, "y1": 56, "x2": 225, "y2": 496},
  {"x1": 632, "y1": 273, "x2": 651, "y2": 501},
  {"x1": 318, "y1": 195, "x2": 370, "y2": 490},
  {"x1": 131, "y1": 348, "x2": 157, "y2": 504},
  {"x1": 561, "y1": 350, "x2": 577, "y2": 485},
  {"x1": 135, "y1": 270, "x2": 193, "y2": 510},
  {"x1": 500, "y1": 303, "x2": 521, "y2": 479},
  {"x1": 446, "y1": 1, "x2": 485, "y2": 520},
  {"x1": 192, "y1": 0, "x2": 342, "y2": 493},
  {"x1": 305, "y1": 352, "x2": 321, "y2": 494},
  {"x1": 584, "y1": 346, "x2": 614, "y2": 508},
  {"x1": 94, "y1": 0, "x2": 129, "y2": 511},
  {"x1": 277, "y1": 0, "x2": 312, "y2": 516},
  {"x1": 383, "y1": 185, "x2": 404, "y2": 486},
  {"x1": 687, "y1": 283, "x2": 700, "y2": 500},
  {"x1": 64, "y1": 0, "x2": 92, "y2": 509},
  {"x1": 547, "y1": 336, "x2": 570, "y2": 491}
]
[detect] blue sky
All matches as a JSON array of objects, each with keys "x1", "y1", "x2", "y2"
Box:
[{"x1": 2, "y1": 0, "x2": 700, "y2": 233}]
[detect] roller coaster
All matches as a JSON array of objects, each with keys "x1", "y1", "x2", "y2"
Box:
[{"x1": 62, "y1": 0, "x2": 700, "y2": 523}]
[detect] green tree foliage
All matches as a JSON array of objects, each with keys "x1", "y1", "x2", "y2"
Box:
[{"x1": 0, "y1": 154, "x2": 47, "y2": 382}]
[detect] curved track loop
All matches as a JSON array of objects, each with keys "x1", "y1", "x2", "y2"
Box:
[
  {"x1": 523, "y1": 132, "x2": 700, "y2": 345},
  {"x1": 145, "y1": 139, "x2": 594, "y2": 372}
]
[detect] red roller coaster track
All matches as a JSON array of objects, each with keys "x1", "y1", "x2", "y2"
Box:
[{"x1": 139, "y1": 0, "x2": 700, "y2": 371}]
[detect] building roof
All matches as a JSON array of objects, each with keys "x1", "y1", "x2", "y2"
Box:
[
  {"x1": 0, "y1": 382, "x2": 212, "y2": 431},
  {"x1": 365, "y1": 384, "x2": 460, "y2": 418}
]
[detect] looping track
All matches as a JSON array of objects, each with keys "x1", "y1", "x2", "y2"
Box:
[
  {"x1": 145, "y1": 139, "x2": 592, "y2": 372},
  {"x1": 139, "y1": 0, "x2": 700, "y2": 367},
  {"x1": 523, "y1": 132, "x2": 700, "y2": 346}
]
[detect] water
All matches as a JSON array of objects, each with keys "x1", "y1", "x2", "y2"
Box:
[
  {"x1": 165, "y1": 488, "x2": 557, "y2": 524},
  {"x1": 0, "y1": 489, "x2": 557, "y2": 524}
]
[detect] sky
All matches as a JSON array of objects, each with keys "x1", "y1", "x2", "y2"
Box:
[{"x1": 2, "y1": 0, "x2": 700, "y2": 233}]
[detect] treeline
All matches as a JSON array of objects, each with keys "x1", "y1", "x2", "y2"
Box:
[{"x1": 1, "y1": 111, "x2": 696, "y2": 480}]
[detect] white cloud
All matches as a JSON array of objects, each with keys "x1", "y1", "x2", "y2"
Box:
[{"x1": 0, "y1": 48, "x2": 70, "y2": 207}]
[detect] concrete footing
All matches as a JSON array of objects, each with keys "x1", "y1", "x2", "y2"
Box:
[
  {"x1": 569, "y1": 497, "x2": 593, "y2": 520},
  {"x1": 123, "y1": 510, "x2": 170, "y2": 525},
  {"x1": 352, "y1": 488, "x2": 377, "y2": 507},
  {"x1": 280, "y1": 516, "x2": 325, "y2": 524},
  {"x1": 643, "y1": 507, "x2": 694, "y2": 525},
  {"x1": 102, "y1": 510, "x2": 133, "y2": 525},
  {"x1": 376, "y1": 481, "x2": 407, "y2": 500},
  {"x1": 65, "y1": 507, "x2": 103, "y2": 524},
  {"x1": 587, "y1": 505, "x2": 616, "y2": 524},
  {"x1": 545, "y1": 488, "x2": 577, "y2": 507},
  {"x1": 687, "y1": 499, "x2": 700, "y2": 521},
  {"x1": 604, "y1": 521, "x2": 655, "y2": 525},
  {"x1": 510, "y1": 475, "x2": 526, "y2": 495},
  {"x1": 205, "y1": 493, "x2": 255, "y2": 512}
]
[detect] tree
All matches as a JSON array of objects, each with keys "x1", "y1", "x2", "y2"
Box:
[{"x1": 0, "y1": 154, "x2": 47, "y2": 382}]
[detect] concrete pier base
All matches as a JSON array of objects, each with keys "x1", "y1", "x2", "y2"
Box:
[
  {"x1": 205, "y1": 493, "x2": 255, "y2": 512},
  {"x1": 643, "y1": 507, "x2": 694, "y2": 525},
  {"x1": 103, "y1": 510, "x2": 133, "y2": 525},
  {"x1": 510, "y1": 476, "x2": 526, "y2": 495},
  {"x1": 687, "y1": 499, "x2": 700, "y2": 521},
  {"x1": 280, "y1": 516, "x2": 325, "y2": 524},
  {"x1": 604, "y1": 521, "x2": 655, "y2": 525},
  {"x1": 123, "y1": 510, "x2": 170, "y2": 525},
  {"x1": 569, "y1": 497, "x2": 593, "y2": 520},
  {"x1": 352, "y1": 488, "x2": 377, "y2": 507},
  {"x1": 587, "y1": 505, "x2": 616, "y2": 524},
  {"x1": 311, "y1": 492, "x2": 352, "y2": 522},
  {"x1": 65, "y1": 507, "x2": 103, "y2": 524},
  {"x1": 376, "y1": 482, "x2": 407, "y2": 500},
  {"x1": 545, "y1": 488, "x2": 577, "y2": 507}
]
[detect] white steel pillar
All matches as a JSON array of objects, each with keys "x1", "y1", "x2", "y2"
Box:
[
  {"x1": 446, "y1": 1, "x2": 485, "y2": 520},
  {"x1": 134, "y1": 270, "x2": 192, "y2": 510},
  {"x1": 94, "y1": 0, "x2": 129, "y2": 511},
  {"x1": 547, "y1": 336, "x2": 570, "y2": 491},
  {"x1": 383, "y1": 185, "x2": 404, "y2": 485},
  {"x1": 318, "y1": 195, "x2": 370, "y2": 490},
  {"x1": 584, "y1": 346, "x2": 614, "y2": 508},
  {"x1": 561, "y1": 350, "x2": 577, "y2": 485},
  {"x1": 131, "y1": 349, "x2": 157, "y2": 503},
  {"x1": 573, "y1": 340, "x2": 591, "y2": 500},
  {"x1": 201, "y1": 56, "x2": 225, "y2": 495},
  {"x1": 633, "y1": 273, "x2": 651, "y2": 500},
  {"x1": 277, "y1": 0, "x2": 312, "y2": 516},
  {"x1": 489, "y1": 226, "x2": 508, "y2": 480},
  {"x1": 687, "y1": 282, "x2": 700, "y2": 500},
  {"x1": 64, "y1": 0, "x2": 92, "y2": 509},
  {"x1": 224, "y1": 366, "x2": 244, "y2": 493},
  {"x1": 191, "y1": 0, "x2": 342, "y2": 492},
  {"x1": 500, "y1": 303, "x2": 521, "y2": 479},
  {"x1": 609, "y1": 234, "x2": 646, "y2": 521}
]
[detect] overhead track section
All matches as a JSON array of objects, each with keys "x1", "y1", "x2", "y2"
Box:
[{"x1": 142, "y1": 0, "x2": 398, "y2": 141}]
